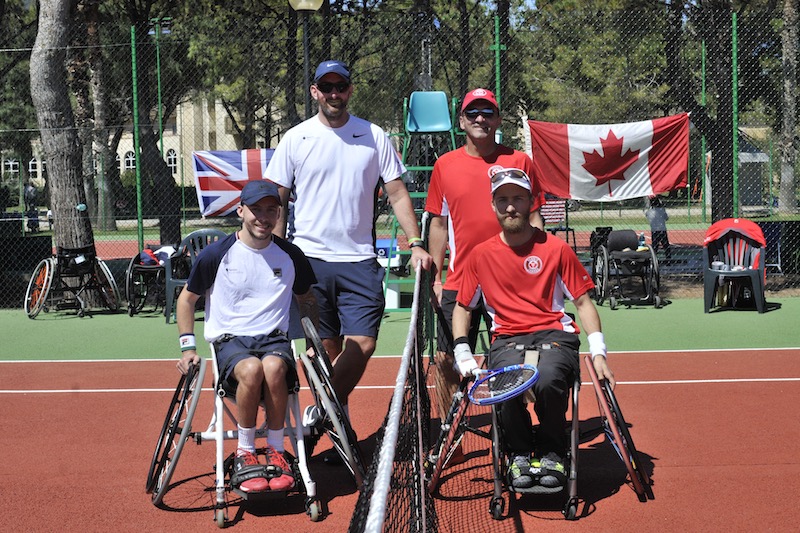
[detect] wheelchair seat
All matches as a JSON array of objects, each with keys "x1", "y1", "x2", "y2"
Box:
[{"x1": 57, "y1": 245, "x2": 98, "y2": 277}]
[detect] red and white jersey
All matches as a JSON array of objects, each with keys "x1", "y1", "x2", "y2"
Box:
[
  {"x1": 457, "y1": 230, "x2": 595, "y2": 338},
  {"x1": 424, "y1": 145, "x2": 544, "y2": 290}
]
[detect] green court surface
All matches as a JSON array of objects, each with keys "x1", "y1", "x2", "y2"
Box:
[{"x1": 2, "y1": 297, "x2": 798, "y2": 361}]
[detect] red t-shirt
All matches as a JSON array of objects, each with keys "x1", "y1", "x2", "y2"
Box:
[
  {"x1": 457, "y1": 230, "x2": 595, "y2": 338},
  {"x1": 424, "y1": 146, "x2": 545, "y2": 290}
]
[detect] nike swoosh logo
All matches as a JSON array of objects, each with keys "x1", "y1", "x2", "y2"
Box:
[{"x1": 353, "y1": 133, "x2": 367, "y2": 138}]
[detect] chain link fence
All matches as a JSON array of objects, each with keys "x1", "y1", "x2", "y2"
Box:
[{"x1": 2, "y1": 2, "x2": 799, "y2": 309}]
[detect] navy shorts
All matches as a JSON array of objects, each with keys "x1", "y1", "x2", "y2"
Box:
[
  {"x1": 214, "y1": 333, "x2": 298, "y2": 396},
  {"x1": 308, "y1": 257, "x2": 385, "y2": 339}
]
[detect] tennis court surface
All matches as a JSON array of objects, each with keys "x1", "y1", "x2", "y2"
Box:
[{"x1": 3, "y1": 347, "x2": 799, "y2": 531}]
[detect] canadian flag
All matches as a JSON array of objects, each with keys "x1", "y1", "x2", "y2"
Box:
[{"x1": 525, "y1": 113, "x2": 689, "y2": 201}]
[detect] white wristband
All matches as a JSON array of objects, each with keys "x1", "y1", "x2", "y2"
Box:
[
  {"x1": 179, "y1": 334, "x2": 196, "y2": 352},
  {"x1": 587, "y1": 331, "x2": 606, "y2": 360}
]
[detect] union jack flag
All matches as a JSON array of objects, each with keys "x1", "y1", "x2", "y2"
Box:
[{"x1": 192, "y1": 149, "x2": 274, "y2": 217}]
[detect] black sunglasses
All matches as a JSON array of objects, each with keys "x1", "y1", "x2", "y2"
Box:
[
  {"x1": 316, "y1": 81, "x2": 351, "y2": 93},
  {"x1": 464, "y1": 108, "x2": 496, "y2": 120}
]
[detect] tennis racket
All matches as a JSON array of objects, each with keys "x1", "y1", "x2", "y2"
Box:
[{"x1": 467, "y1": 363, "x2": 539, "y2": 406}]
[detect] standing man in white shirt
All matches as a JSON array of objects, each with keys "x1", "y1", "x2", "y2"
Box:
[{"x1": 265, "y1": 60, "x2": 432, "y2": 455}]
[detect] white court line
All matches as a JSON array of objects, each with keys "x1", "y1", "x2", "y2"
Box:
[
  {"x1": 2, "y1": 378, "x2": 800, "y2": 394},
  {"x1": 1, "y1": 346, "x2": 799, "y2": 364}
]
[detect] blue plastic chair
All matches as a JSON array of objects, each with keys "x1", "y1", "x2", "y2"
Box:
[{"x1": 400, "y1": 91, "x2": 457, "y2": 171}]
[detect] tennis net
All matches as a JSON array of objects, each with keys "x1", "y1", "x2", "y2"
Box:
[{"x1": 348, "y1": 263, "x2": 437, "y2": 533}]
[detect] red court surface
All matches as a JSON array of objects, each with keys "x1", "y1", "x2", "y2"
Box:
[{"x1": 2, "y1": 349, "x2": 799, "y2": 532}]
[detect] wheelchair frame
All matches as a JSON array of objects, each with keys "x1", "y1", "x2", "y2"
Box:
[
  {"x1": 24, "y1": 244, "x2": 120, "y2": 318},
  {"x1": 146, "y1": 320, "x2": 366, "y2": 527},
  {"x1": 145, "y1": 343, "x2": 322, "y2": 527},
  {"x1": 591, "y1": 229, "x2": 662, "y2": 310},
  {"x1": 426, "y1": 367, "x2": 580, "y2": 521},
  {"x1": 124, "y1": 250, "x2": 166, "y2": 316}
]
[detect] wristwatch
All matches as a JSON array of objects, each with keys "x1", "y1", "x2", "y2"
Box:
[{"x1": 409, "y1": 240, "x2": 425, "y2": 249}]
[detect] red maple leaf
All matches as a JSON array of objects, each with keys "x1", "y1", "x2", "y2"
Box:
[{"x1": 581, "y1": 130, "x2": 640, "y2": 195}]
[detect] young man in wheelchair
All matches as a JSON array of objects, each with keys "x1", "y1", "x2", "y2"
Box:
[
  {"x1": 450, "y1": 169, "x2": 615, "y2": 490},
  {"x1": 176, "y1": 180, "x2": 319, "y2": 494}
]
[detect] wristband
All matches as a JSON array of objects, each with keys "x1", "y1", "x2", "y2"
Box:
[
  {"x1": 453, "y1": 336, "x2": 469, "y2": 346},
  {"x1": 179, "y1": 333, "x2": 196, "y2": 352},
  {"x1": 408, "y1": 237, "x2": 422, "y2": 244},
  {"x1": 409, "y1": 240, "x2": 425, "y2": 249},
  {"x1": 587, "y1": 331, "x2": 606, "y2": 360},
  {"x1": 433, "y1": 281, "x2": 442, "y2": 286}
]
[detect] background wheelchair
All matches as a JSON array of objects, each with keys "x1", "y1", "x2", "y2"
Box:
[
  {"x1": 591, "y1": 228, "x2": 662, "y2": 309},
  {"x1": 24, "y1": 244, "x2": 120, "y2": 318},
  {"x1": 145, "y1": 320, "x2": 365, "y2": 527},
  {"x1": 124, "y1": 246, "x2": 167, "y2": 316}
]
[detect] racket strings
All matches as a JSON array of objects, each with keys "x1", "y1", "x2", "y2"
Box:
[{"x1": 473, "y1": 368, "x2": 536, "y2": 399}]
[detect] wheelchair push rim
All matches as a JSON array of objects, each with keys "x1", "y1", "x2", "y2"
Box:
[
  {"x1": 25, "y1": 257, "x2": 54, "y2": 318},
  {"x1": 300, "y1": 317, "x2": 365, "y2": 487},
  {"x1": 146, "y1": 358, "x2": 206, "y2": 504}
]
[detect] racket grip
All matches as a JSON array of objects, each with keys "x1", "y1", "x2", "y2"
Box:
[{"x1": 523, "y1": 349, "x2": 539, "y2": 403}]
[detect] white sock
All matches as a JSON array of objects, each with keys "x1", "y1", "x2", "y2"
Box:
[
  {"x1": 238, "y1": 425, "x2": 256, "y2": 454},
  {"x1": 267, "y1": 428, "x2": 285, "y2": 453}
]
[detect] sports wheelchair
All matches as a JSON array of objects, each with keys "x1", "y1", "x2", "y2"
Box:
[
  {"x1": 124, "y1": 246, "x2": 167, "y2": 316},
  {"x1": 24, "y1": 244, "x2": 120, "y2": 318},
  {"x1": 591, "y1": 228, "x2": 661, "y2": 309},
  {"x1": 145, "y1": 319, "x2": 365, "y2": 527},
  {"x1": 426, "y1": 352, "x2": 652, "y2": 521}
]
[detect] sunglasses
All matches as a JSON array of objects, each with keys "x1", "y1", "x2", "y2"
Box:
[
  {"x1": 463, "y1": 108, "x2": 497, "y2": 120},
  {"x1": 316, "y1": 81, "x2": 351, "y2": 93},
  {"x1": 490, "y1": 168, "x2": 530, "y2": 186}
]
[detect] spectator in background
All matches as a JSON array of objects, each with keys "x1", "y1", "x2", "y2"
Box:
[{"x1": 645, "y1": 195, "x2": 671, "y2": 261}]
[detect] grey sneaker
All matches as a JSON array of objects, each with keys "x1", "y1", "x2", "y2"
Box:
[
  {"x1": 508, "y1": 454, "x2": 534, "y2": 489},
  {"x1": 536, "y1": 452, "x2": 567, "y2": 488}
]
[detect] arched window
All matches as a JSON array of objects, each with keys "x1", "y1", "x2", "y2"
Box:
[
  {"x1": 166, "y1": 149, "x2": 178, "y2": 174},
  {"x1": 29, "y1": 158, "x2": 38, "y2": 175},
  {"x1": 124, "y1": 151, "x2": 136, "y2": 170}
]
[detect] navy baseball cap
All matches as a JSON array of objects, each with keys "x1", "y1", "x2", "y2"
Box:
[
  {"x1": 314, "y1": 60, "x2": 351, "y2": 83},
  {"x1": 240, "y1": 180, "x2": 280, "y2": 206}
]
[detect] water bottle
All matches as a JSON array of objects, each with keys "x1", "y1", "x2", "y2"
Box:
[{"x1": 638, "y1": 232, "x2": 646, "y2": 248}]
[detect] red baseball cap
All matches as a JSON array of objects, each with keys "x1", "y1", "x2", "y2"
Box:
[{"x1": 461, "y1": 88, "x2": 499, "y2": 111}]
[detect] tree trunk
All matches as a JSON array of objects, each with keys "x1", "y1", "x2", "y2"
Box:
[
  {"x1": 30, "y1": 0, "x2": 94, "y2": 250},
  {"x1": 779, "y1": 0, "x2": 798, "y2": 214}
]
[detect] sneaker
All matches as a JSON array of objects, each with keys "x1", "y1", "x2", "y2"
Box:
[
  {"x1": 508, "y1": 454, "x2": 534, "y2": 489},
  {"x1": 536, "y1": 452, "x2": 567, "y2": 488},
  {"x1": 302, "y1": 405, "x2": 324, "y2": 457},
  {"x1": 233, "y1": 450, "x2": 269, "y2": 493},
  {"x1": 265, "y1": 446, "x2": 295, "y2": 491}
]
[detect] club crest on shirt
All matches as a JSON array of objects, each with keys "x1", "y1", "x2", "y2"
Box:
[
  {"x1": 524, "y1": 255, "x2": 542, "y2": 274},
  {"x1": 273, "y1": 268, "x2": 282, "y2": 278}
]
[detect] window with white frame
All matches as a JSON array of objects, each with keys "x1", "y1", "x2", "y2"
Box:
[
  {"x1": 166, "y1": 149, "x2": 178, "y2": 174},
  {"x1": 124, "y1": 151, "x2": 136, "y2": 170}
]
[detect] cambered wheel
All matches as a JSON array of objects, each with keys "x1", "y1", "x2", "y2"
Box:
[
  {"x1": 605, "y1": 377, "x2": 654, "y2": 501},
  {"x1": 609, "y1": 296, "x2": 617, "y2": 310},
  {"x1": 95, "y1": 259, "x2": 120, "y2": 312},
  {"x1": 593, "y1": 247, "x2": 609, "y2": 305},
  {"x1": 584, "y1": 356, "x2": 649, "y2": 501},
  {"x1": 648, "y1": 248, "x2": 661, "y2": 306},
  {"x1": 300, "y1": 317, "x2": 365, "y2": 487},
  {"x1": 125, "y1": 257, "x2": 147, "y2": 316},
  {"x1": 25, "y1": 258, "x2": 54, "y2": 319},
  {"x1": 146, "y1": 359, "x2": 206, "y2": 505}
]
